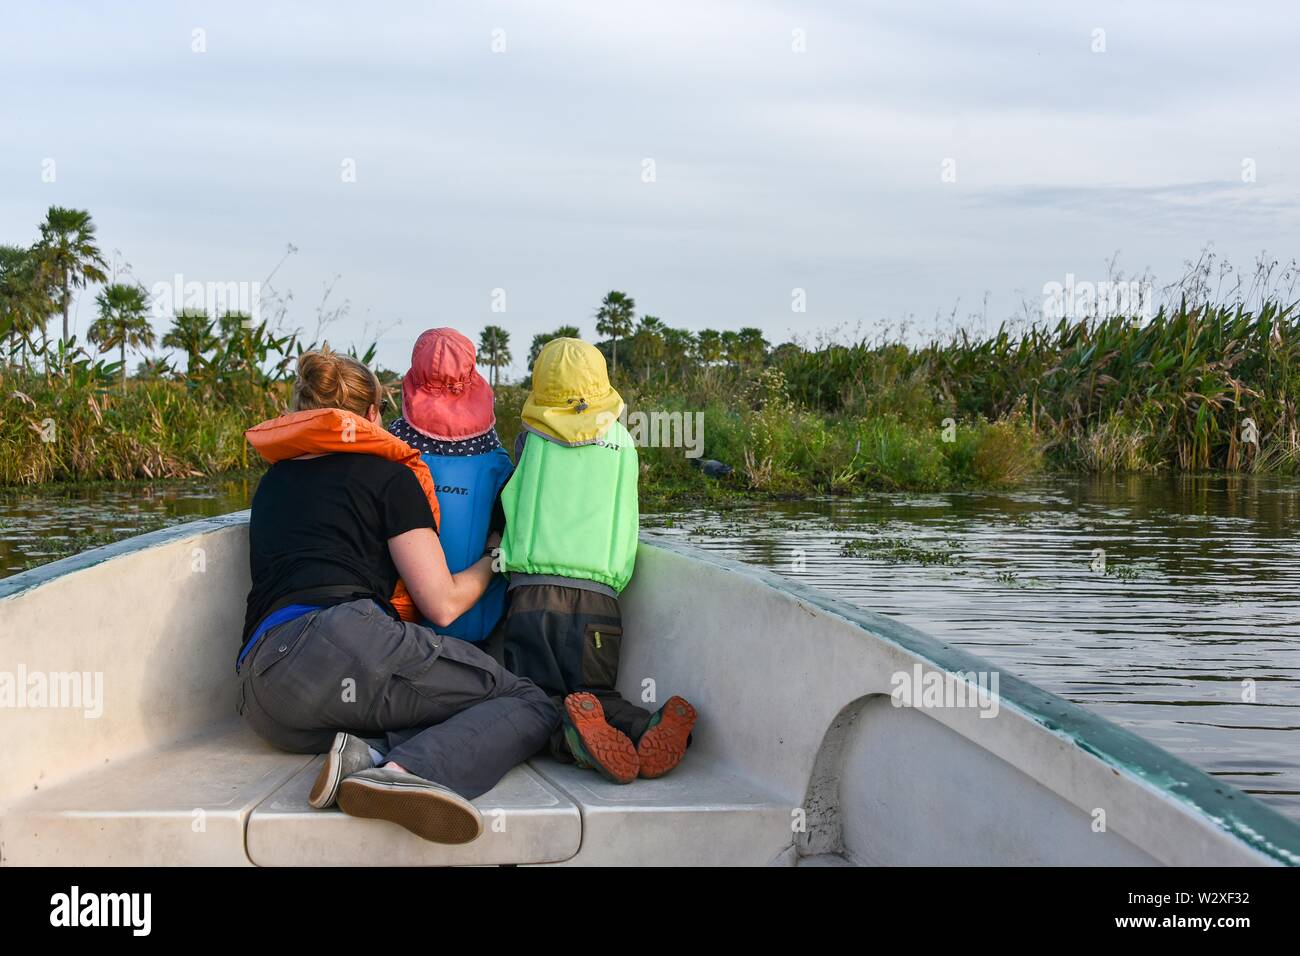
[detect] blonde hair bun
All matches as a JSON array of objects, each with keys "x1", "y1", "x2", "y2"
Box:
[{"x1": 293, "y1": 345, "x2": 382, "y2": 417}]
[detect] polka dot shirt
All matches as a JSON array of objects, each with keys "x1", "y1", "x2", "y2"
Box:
[{"x1": 388, "y1": 417, "x2": 504, "y2": 457}]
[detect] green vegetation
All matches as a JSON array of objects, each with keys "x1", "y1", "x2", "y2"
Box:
[
  {"x1": 595, "y1": 290, "x2": 636, "y2": 378},
  {"x1": 0, "y1": 208, "x2": 380, "y2": 486},
  {"x1": 1, "y1": 356, "x2": 282, "y2": 485},
  {"x1": 839, "y1": 535, "x2": 963, "y2": 566},
  {"x1": 478, "y1": 324, "x2": 511, "y2": 388},
  {"x1": 38, "y1": 206, "x2": 109, "y2": 356},
  {"x1": 89, "y1": 283, "x2": 155, "y2": 390},
  {"x1": 2, "y1": 511, "x2": 182, "y2": 575},
  {"x1": 572, "y1": 289, "x2": 1300, "y2": 497},
  {"x1": 772, "y1": 302, "x2": 1300, "y2": 476},
  {"x1": 4, "y1": 207, "x2": 1299, "y2": 498}
]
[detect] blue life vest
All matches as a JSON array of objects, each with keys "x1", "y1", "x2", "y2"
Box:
[{"x1": 422, "y1": 447, "x2": 513, "y2": 642}]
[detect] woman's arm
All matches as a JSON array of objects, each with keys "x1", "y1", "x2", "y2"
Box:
[{"x1": 388, "y1": 528, "x2": 495, "y2": 628}]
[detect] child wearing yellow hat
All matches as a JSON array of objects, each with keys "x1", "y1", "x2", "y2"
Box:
[{"x1": 498, "y1": 338, "x2": 697, "y2": 783}]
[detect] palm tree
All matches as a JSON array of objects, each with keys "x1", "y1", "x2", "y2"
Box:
[
  {"x1": 595, "y1": 291, "x2": 636, "y2": 378},
  {"x1": 162, "y1": 309, "x2": 217, "y2": 375},
  {"x1": 695, "y1": 328, "x2": 723, "y2": 365},
  {"x1": 721, "y1": 330, "x2": 741, "y2": 368},
  {"x1": 529, "y1": 324, "x2": 580, "y2": 368},
  {"x1": 479, "y1": 325, "x2": 512, "y2": 387},
  {"x1": 736, "y1": 326, "x2": 770, "y2": 369},
  {"x1": 0, "y1": 244, "x2": 55, "y2": 365},
  {"x1": 218, "y1": 310, "x2": 253, "y2": 342},
  {"x1": 89, "y1": 283, "x2": 155, "y2": 390},
  {"x1": 134, "y1": 356, "x2": 174, "y2": 381},
  {"x1": 216, "y1": 311, "x2": 257, "y2": 375},
  {"x1": 695, "y1": 328, "x2": 724, "y2": 386},
  {"x1": 35, "y1": 206, "x2": 108, "y2": 352},
  {"x1": 634, "y1": 315, "x2": 666, "y2": 382},
  {"x1": 662, "y1": 327, "x2": 696, "y2": 382}
]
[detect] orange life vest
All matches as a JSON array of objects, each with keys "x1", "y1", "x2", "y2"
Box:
[{"x1": 245, "y1": 407, "x2": 439, "y2": 622}]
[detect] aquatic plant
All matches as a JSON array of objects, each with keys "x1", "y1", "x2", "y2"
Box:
[{"x1": 839, "y1": 534, "x2": 963, "y2": 566}]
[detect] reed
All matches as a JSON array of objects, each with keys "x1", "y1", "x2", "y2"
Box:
[
  {"x1": 775, "y1": 302, "x2": 1300, "y2": 476},
  {"x1": 0, "y1": 343, "x2": 290, "y2": 486},
  {"x1": 4, "y1": 299, "x2": 1296, "y2": 496}
]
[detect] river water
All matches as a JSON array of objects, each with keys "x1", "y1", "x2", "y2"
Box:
[{"x1": 3, "y1": 474, "x2": 1298, "y2": 820}]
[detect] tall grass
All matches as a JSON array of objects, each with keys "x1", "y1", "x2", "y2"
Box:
[
  {"x1": 776, "y1": 302, "x2": 1300, "y2": 475},
  {"x1": 4, "y1": 300, "x2": 1297, "y2": 496},
  {"x1": 627, "y1": 368, "x2": 1042, "y2": 496},
  {"x1": 0, "y1": 341, "x2": 290, "y2": 485}
]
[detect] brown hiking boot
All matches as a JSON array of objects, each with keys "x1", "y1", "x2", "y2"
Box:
[
  {"x1": 563, "y1": 692, "x2": 639, "y2": 784},
  {"x1": 637, "y1": 696, "x2": 697, "y2": 778}
]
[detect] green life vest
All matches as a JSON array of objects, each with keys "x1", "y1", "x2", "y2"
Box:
[{"x1": 500, "y1": 422, "x2": 639, "y2": 592}]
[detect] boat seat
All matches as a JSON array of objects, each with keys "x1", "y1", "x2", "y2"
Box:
[
  {"x1": 0, "y1": 720, "x2": 311, "y2": 866},
  {"x1": 526, "y1": 756, "x2": 796, "y2": 866},
  {"x1": 246, "y1": 758, "x2": 581, "y2": 866},
  {"x1": 1, "y1": 714, "x2": 788, "y2": 867}
]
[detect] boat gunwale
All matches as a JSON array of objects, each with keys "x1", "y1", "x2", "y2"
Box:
[
  {"x1": 3, "y1": 511, "x2": 1298, "y2": 865},
  {"x1": 0, "y1": 510, "x2": 251, "y2": 603}
]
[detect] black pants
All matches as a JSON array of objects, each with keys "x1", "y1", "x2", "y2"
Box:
[
  {"x1": 239, "y1": 599, "x2": 559, "y2": 799},
  {"x1": 494, "y1": 584, "x2": 653, "y2": 761}
]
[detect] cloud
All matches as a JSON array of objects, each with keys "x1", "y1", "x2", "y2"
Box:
[
  {"x1": 2, "y1": 1, "x2": 1298, "y2": 374},
  {"x1": 966, "y1": 181, "x2": 1300, "y2": 233}
]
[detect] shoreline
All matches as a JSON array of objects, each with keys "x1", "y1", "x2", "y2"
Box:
[{"x1": 6, "y1": 467, "x2": 1298, "y2": 579}]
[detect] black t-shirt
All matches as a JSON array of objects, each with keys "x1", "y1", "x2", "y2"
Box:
[{"x1": 242, "y1": 453, "x2": 436, "y2": 642}]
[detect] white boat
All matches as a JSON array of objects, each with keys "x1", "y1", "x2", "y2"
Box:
[{"x1": 2, "y1": 512, "x2": 1298, "y2": 867}]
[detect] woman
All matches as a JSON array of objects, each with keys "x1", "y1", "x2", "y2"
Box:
[{"x1": 236, "y1": 347, "x2": 558, "y2": 845}]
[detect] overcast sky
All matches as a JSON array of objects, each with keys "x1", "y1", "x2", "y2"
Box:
[{"x1": 3, "y1": 1, "x2": 1298, "y2": 377}]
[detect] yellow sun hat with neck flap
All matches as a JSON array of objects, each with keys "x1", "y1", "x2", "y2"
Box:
[{"x1": 521, "y1": 337, "x2": 625, "y2": 445}]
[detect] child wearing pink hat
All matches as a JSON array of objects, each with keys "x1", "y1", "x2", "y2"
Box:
[{"x1": 388, "y1": 328, "x2": 513, "y2": 641}]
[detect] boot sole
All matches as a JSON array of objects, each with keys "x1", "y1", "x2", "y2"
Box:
[
  {"x1": 638, "y1": 696, "x2": 697, "y2": 778},
  {"x1": 337, "y1": 776, "x2": 483, "y2": 844},
  {"x1": 308, "y1": 732, "x2": 349, "y2": 809},
  {"x1": 565, "y1": 693, "x2": 639, "y2": 784}
]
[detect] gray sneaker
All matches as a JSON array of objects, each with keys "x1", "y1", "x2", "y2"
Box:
[
  {"x1": 336, "y1": 767, "x2": 484, "y2": 844},
  {"x1": 309, "y1": 733, "x2": 374, "y2": 809}
]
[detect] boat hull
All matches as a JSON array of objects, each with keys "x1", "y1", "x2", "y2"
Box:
[{"x1": 1, "y1": 514, "x2": 1297, "y2": 866}]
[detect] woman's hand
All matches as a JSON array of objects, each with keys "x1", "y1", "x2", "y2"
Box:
[{"x1": 388, "y1": 528, "x2": 494, "y2": 628}]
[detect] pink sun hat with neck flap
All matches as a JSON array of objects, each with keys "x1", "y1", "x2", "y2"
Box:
[{"x1": 401, "y1": 328, "x2": 496, "y2": 441}]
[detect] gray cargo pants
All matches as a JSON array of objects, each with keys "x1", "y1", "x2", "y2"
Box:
[{"x1": 238, "y1": 599, "x2": 559, "y2": 799}]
